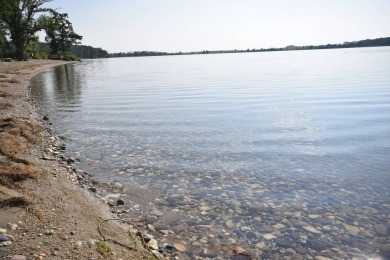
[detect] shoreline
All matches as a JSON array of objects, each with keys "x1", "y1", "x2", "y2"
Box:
[{"x1": 0, "y1": 60, "x2": 150, "y2": 259}]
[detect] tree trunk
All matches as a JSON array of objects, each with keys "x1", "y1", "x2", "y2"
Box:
[{"x1": 12, "y1": 31, "x2": 26, "y2": 61}]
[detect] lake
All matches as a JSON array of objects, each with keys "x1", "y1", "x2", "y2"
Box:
[{"x1": 31, "y1": 47, "x2": 390, "y2": 259}]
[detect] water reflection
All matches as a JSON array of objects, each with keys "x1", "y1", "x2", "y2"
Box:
[{"x1": 32, "y1": 64, "x2": 84, "y2": 108}]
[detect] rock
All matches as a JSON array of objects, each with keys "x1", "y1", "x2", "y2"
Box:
[
  {"x1": 263, "y1": 234, "x2": 276, "y2": 240},
  {"x1": 88, "y1": 187, "x2": 97, "y2": 192},
  {"x1": 43, "y1": 148, "x2": 53, "y2": 154},
  {"x1": 11, "y1": 256, "x2": 27, "y2": 260},
  {"x1": 358, "y1": 230, "x2": 374, "y2": 238},
  {"x1": 147, "y1": 238, "x2": 158, "y2": 250},
  {"x1": 7, "y1": 223, "x2": 17, "y2": 230},
  {"x1": 245, "y1": 231, "x2": 258, "y2": 239},
  {"x1": 44, "y1": 229, "x2": 54, "y2": 236},
  {"x1": 200, "y1": 206, "x2": 211, "y2": 211},
  {"x1": 201, "y1": 245, "x2": 219, "y2": 258},
  {"x1": 303, "y1": 226, "x2": 321, "y2": 234},
  {"x1": 60, "y1": 144, "x2": 66, "y2": 150},
  {"x1": 198, "y1": 224, "x2": 212, "y2": 230},
  {"x1": 150, "y1": 210, "x2": 165, "y2": 217},
  {"x1": 232, "y1": 254, "x2": 252, "y2": 260},
  {"x1": 306, "y1": 239, "x2": 327, "y2": 251},
  {"x1": 241, "y1": 226, "x2": 251, "y2": 232},
  {"x1": 0, "y1": 228, "x2": 6, "y2": 234},
  {"x1": 343, "y1": 224, "x2": 359, "y2": 235},
  {"x1": 315, "y1": 257, "x2": 333, "y2": 260},
  {"x1": 43, "y1": 115, "x2": 49, "y2": 121},
  {"x1": 255, "y1": 242, "x2": 266, "y2": 249},
  {"x1": 173, "y1": 242, "x2": 186, "y2": 252},
  {"x1": 67, "y1": 157, "x2": 75, "y2": 164},
  {"x1": 233, "y1": 246, "x2": 246, "y2": 254},
  {"x1": 273, "y1": 223, "x2": 285, "y2": 229},
  {"x1": 226, "y1": 220, "x2": 234, "y2": 229},
  {"x1": 116, "y1": 199, "x2": 125, "y2": 205},
  {"x1": 0, "y1": 234, "x2": 9, "y2": 242},
  {"x1": 374, "y1": 224, "x2": 388, "y2": 236},
  {"x1": 275, "y1": 238, "x2": 292, "y2": 248},
  {"x1": 75, "y1": 241, "x2": 83, "y2": 248},
  {"x1": 172, "y1": 224, "x2": 186, "y2": 233},
  {"x1": 285, "y1": 248, "x2": 296, "y2": 255},
  {"x1": 308, "y1": 214, "x2": 320, "y2": 219},
  {"x1": 1, "y1": 241, "x2": 12, "y2": 246},
  {"x1": 87, "y1": 239, "x2": 96, "y2": 248}
]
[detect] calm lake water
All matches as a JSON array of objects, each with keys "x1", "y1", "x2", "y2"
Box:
[{"x1": 32, "y1": 48, "x2": 390, "y2": 259}]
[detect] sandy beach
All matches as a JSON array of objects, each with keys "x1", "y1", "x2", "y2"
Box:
[{"x1": 0, "y1": 60, "x2": 150, "y2": 259}]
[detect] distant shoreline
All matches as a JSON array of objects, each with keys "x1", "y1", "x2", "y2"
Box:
[{"x1": 107, "y1": 36, "x2": 390, "y2": 58}]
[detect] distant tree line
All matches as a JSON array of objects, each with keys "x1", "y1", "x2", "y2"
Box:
[
  {"x1": 109, "y1": 51, "x2": 169, "y2": 58},
  {"x1": 108, "y1": 37, "x2": 390, "y2": 58},
  {"x1": 71, "y1": 45, "x2": 108, "y2": 59},
  {"x1": 0, "y1": 0, "x2": 82, "y2": 61}
]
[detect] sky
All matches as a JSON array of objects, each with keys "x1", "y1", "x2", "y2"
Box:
[{"x1": 43, "y1": 0, "x2": 390, "y2": 53}]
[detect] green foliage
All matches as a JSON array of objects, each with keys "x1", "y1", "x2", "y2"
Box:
[
  {"x1": 40, "y1": 11, "x2": 82, "y2": 55},
  {"x1": 0, "y1": 0, "x2": 55, "y2": 60},
  {"x1": 96, "y1": 240, "x2": 111, "y2": 258},
  {"x1": 47, "y1": 52, "x2": 79, "y2": 61},
  {"x1": 71, "y1": 45, "x2": 108, "y2": 59},
  {"x1": 0, "y1": 0, "x2": 83, "y2": 60}
]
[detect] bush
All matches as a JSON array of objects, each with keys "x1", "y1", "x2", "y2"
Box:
[
  {"x1": 48, "y1": 52, "x2": 80, "y2": 61},
  {"x1": 32, "y1": 52, "x2": 48, "y2": 59}
]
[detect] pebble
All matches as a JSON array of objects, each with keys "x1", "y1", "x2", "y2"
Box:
[
  {"x1": 226, "y1": 220, "x2": 234, "y2": 229},
  {"x1": 173, "y1": 242, "x2": 186, "y2": 252},
  {"x1": 7, "y1": 223, "x2": 17, "y2": 230},
  {"x1": 263, "y1": 234, "x2": 276, "y2": 240},
  {"x1": 0, "y1": 228, "x2": 6, "y2": 234},
  {"x1": 255, "y1": 242, "x2": 266, "y2": 249},
  {"x1": 151, "y1": 209, "x2": 165, "y2": 217},
  {"x1": 75, "y1": 241, "x2": 83, "y2": 248},
  {"x1": 201, "y1": 245, "x2": 219, "y2": 258},
  {"x1": 0, "y1": 234, "x2": 9, "y2": 242},
  {"x1": 303, "y1": 226, "x2": 322, "y2": 234},
  {"x1": 147, "y1": 238, "x2": 159, "y2": 250},
  {"x1": 87, "y1": 239, "x2": 96, "y2": 247},
  {"x1": 240, "y1": 226, "x2": 251, "y2": 232},
  {"x1": 233, "y1": 246, "x2": 246, "y2": 254},
  {"x1": 273, "y1": 223, "x2": 285, "y2": 229},
  {"x1": 285, "y1": 248, "x2": 296, "y2": 255},
  {"x1": 315, "y1": 257, "x2": 333, "y2": 260},
  {"x1": 306, "y1": 239, "x2": 327, "y2": 251},
  {"x1": 275, "y1": 238, "x2": 292, "y2": 248},
  {"x1": 11, "y1": 256, "x2": 27, "y2": 260},
  {"x1": 343, "y1": 224, "x2": 360, "y2": 235},
  {"x1": 44, "y1": 229, "x2": 54, "y2": 236},
  {"x1": 374, "y1": 224, "x2": 388, "y2": 236},
  {"x1": 1, "y1": 241, "x2": 12, "y2": 246},
  {"x1": 200, "y1": 206, "x2": 211, "y2": 211}
]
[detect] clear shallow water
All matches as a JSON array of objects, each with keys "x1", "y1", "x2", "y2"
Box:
[{"x1": 32, "y1": 48, "x2": 390, "y2": 258}]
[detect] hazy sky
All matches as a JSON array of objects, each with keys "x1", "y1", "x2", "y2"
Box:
[{"x1": 44, "y1": 0, "x2": 390, "y2": 53}]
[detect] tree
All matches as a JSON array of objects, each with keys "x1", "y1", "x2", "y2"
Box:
[
  {"x1": 0, "y1": 0, "x2": 53, "y2": 60},
  {"x1": 0, "y1": 21, "x2": 8, "y2": 58},
  {"x1": 40, "y1": 11, "x2": 82, "y2": 56}
]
